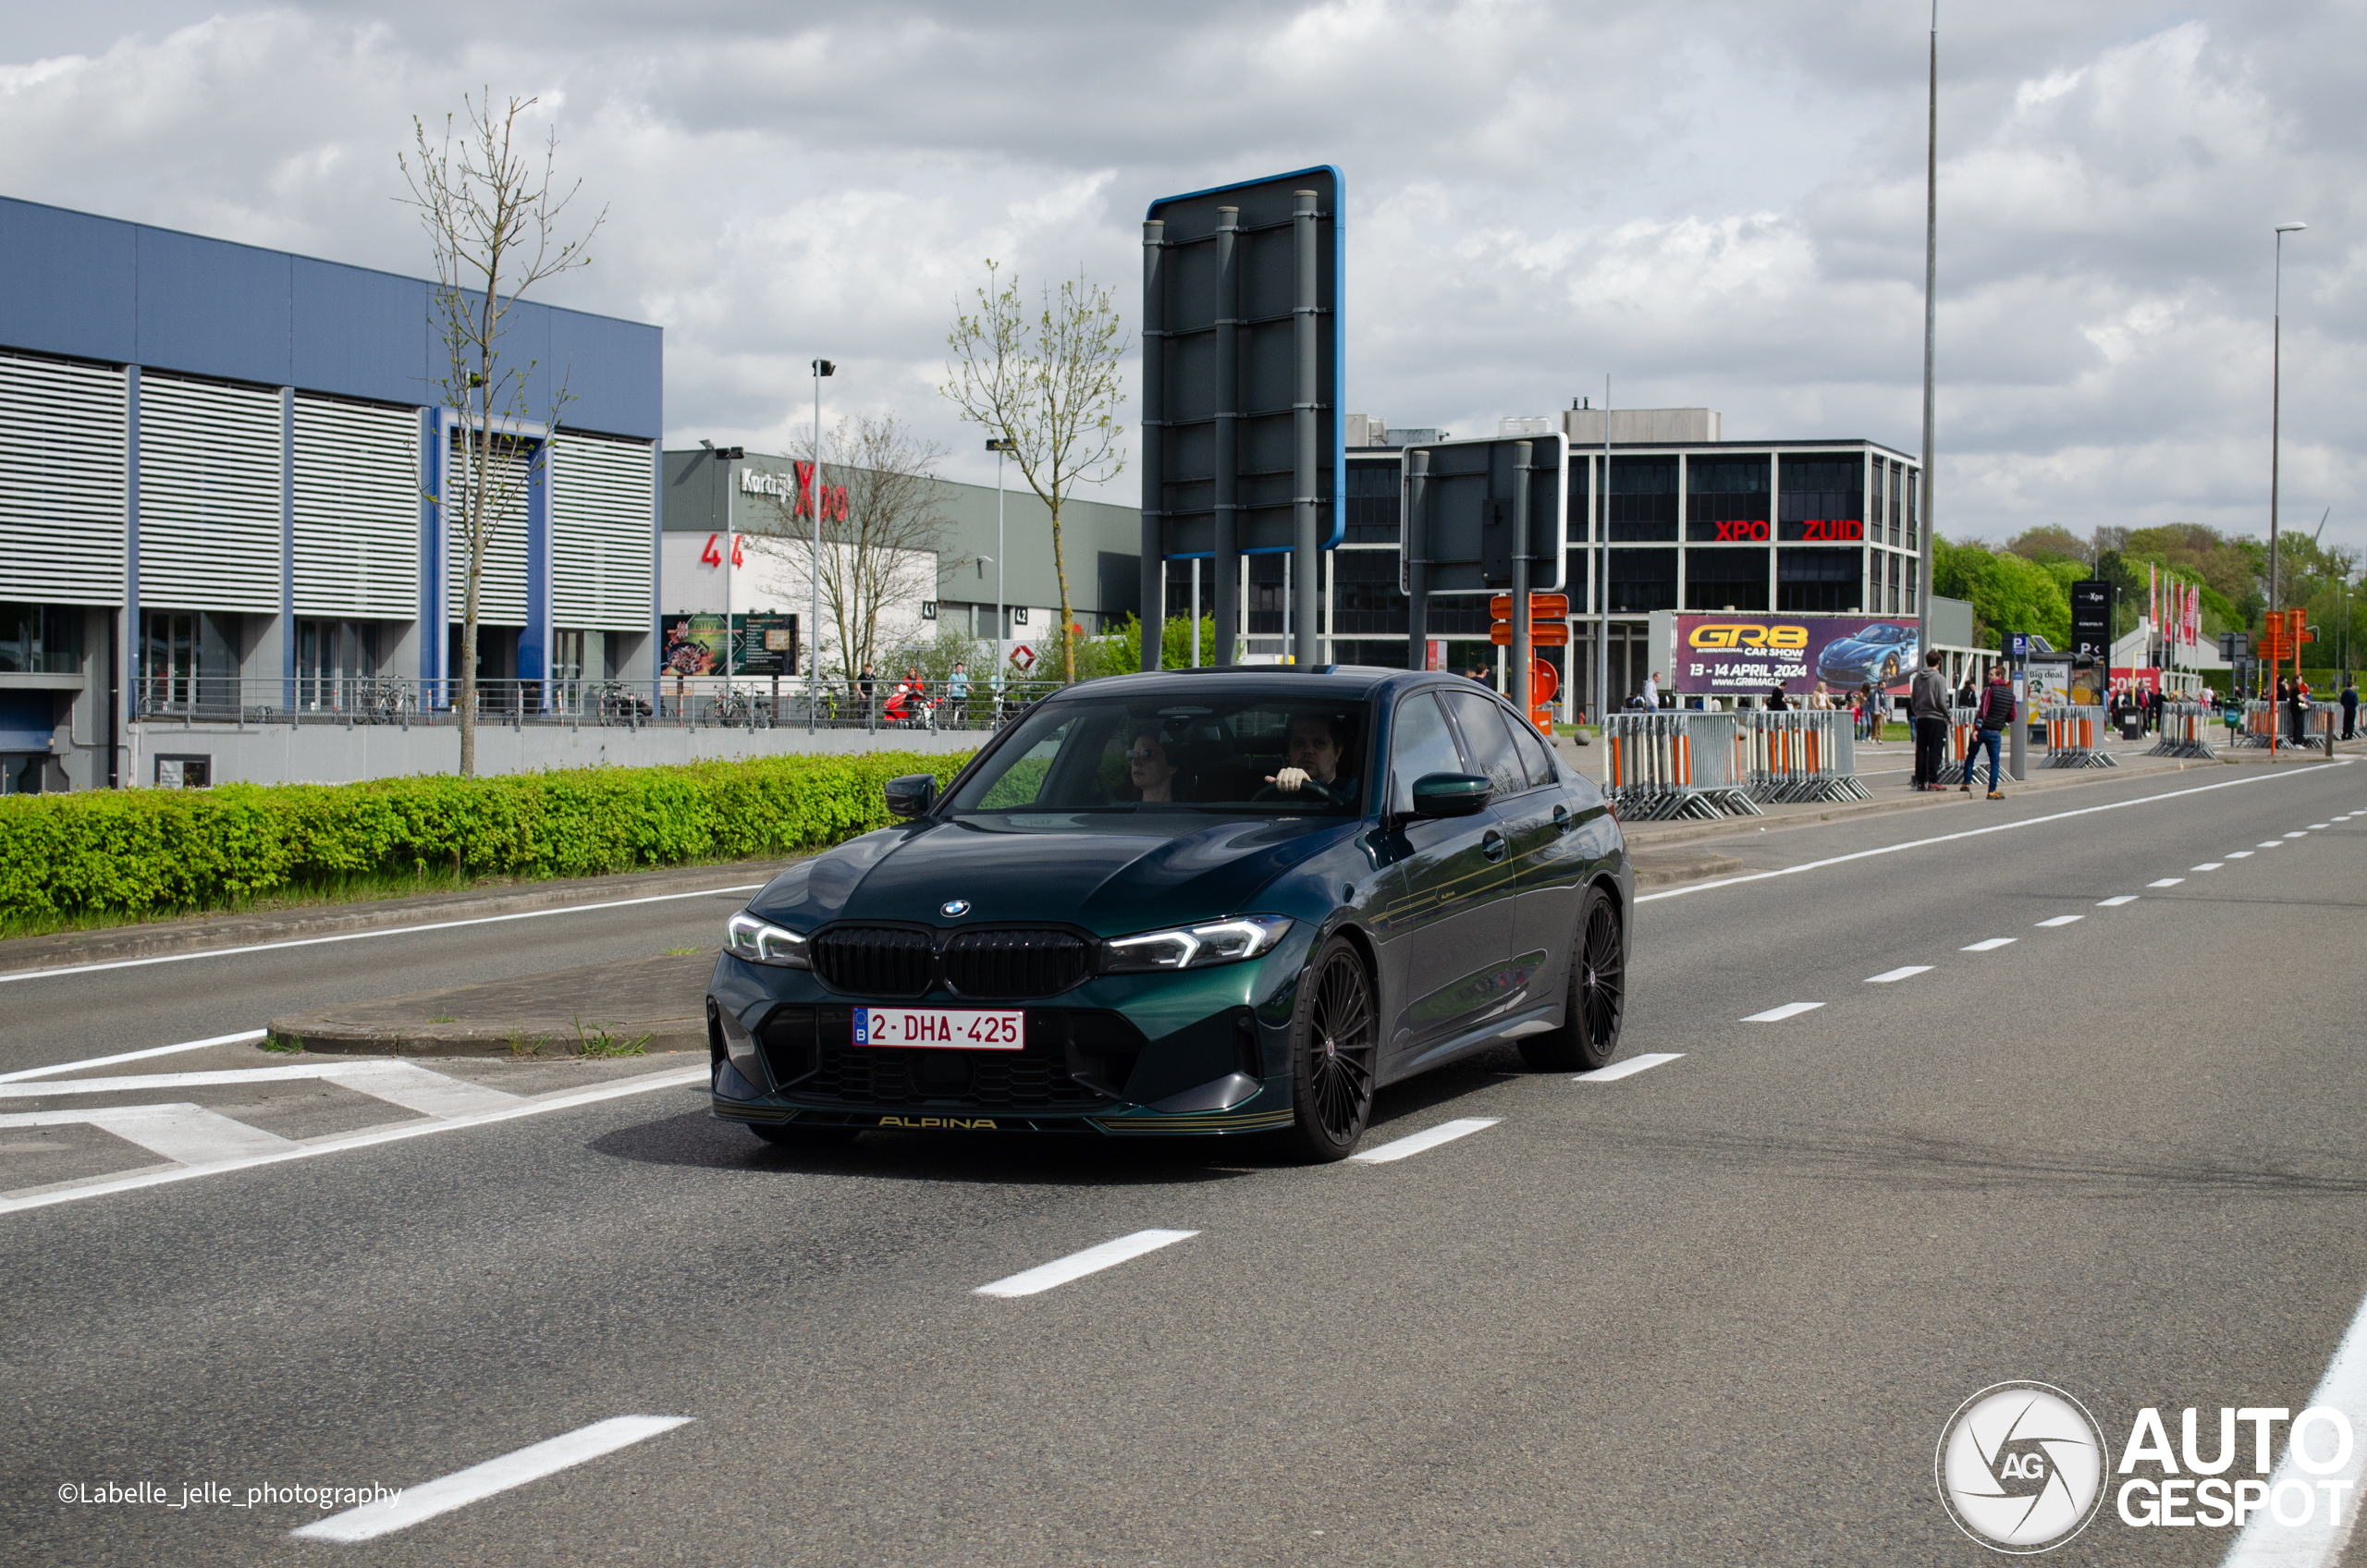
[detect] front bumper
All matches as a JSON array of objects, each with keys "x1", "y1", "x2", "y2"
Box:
[{"x1": 705, "y1": 950, "x2": 1305, "y2": 1137}]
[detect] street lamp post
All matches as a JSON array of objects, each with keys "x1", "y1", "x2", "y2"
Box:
[
  {"x1": 808, "y1": 359, "x2": 834, "y2": 734},
  {"x1": 2269, "y1": 223, "x2": 2304, "y2": 757},
  {"x1": 987, "y1": 437, "x2": 1013, "y2": 710}
]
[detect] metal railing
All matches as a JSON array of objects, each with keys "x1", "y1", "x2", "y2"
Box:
[
  {"x1": 129, "y1": 675, "x2": 1067, "y2": 734},
  {"x1": 2040, "y1": 704, "x2": 2117, "y2": 769},
  {"x1": 2147, "y1": 703, "x2": 2217, "y2": 760},
  {"x1": 2228, "y1": 699, "x2": 2339, "y2": 750},
  {"x1": 1742, "y1": 709, "x2": 1872, "y2": 803},
  {"x1": 1601, "y1": 712, "x2": 1760, "y2": 820}
]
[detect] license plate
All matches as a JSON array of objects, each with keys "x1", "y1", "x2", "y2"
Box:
[{"x1": 852, "y1": 1008, "x2": 1024, "y2": 1050}]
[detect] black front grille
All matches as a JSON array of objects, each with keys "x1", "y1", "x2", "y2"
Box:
[
  {"x1": 943, "y1": 929, "x2": 1092, "y2": 998},
  {"x1": 810, "y1": 925, "x2": 933, "y2": 998},
  {"x1": 758, "y1": 1006, "x2": 1144, "y2": 1111}
]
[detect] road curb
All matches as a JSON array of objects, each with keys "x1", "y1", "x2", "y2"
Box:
[{"x1": 264, "y1": 951, "x2": 716, "y2": 1060}]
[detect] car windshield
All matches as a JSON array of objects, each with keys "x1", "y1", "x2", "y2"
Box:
[
  {"x1": 945, "y1": 692, "x2": 1374, "y2": 818},
  {"x1": 1858, "y1": 624, "x2": 1909, "y2": 643}
]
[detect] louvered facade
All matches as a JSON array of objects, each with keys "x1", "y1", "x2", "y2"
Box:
[
  {"x1": 444, "y1": 430, "x2": 532, "y2": 625},
  {"x1": 0, "y1": 352, "x2": 128, "y2": 606},
  {"x1": 293, "y1": 395, "x2": 420, "y2": 619},
  {"x1": 136, "y1": 374, "x2": 284, "y2": 613},
  {"x1": 552, "y1": 433, "x2": 655, "y2": 631}
]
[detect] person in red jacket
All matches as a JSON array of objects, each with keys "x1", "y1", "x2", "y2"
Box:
[{"x1": 1959, "y1": 667, "x2": 2014, "y2": 799}]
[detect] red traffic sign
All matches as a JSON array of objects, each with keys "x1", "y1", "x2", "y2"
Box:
[
  {"x1": 1529, "y1": 657, "x2": 1559, "y2": 704},
  {"x1": 1008, "y1": 643, "x2": 1036, "y2": 672}
]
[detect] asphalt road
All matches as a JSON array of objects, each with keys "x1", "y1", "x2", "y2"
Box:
[{"x1": 5, "y1": 757, "x2": 2364, "y2": 1566}]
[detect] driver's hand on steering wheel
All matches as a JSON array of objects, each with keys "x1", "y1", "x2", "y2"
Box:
[{"x1": 1265, "y1": 766, "x2": 1311, "y2": 793}]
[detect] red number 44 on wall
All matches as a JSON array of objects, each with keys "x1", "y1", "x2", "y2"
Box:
[{"x1": 701, "y1": 533, "x2": 745, "y2": 568}]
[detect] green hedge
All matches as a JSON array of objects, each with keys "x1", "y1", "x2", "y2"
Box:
[{"x1": 0, "y1": 752, "x2": 973, "y2": 925}]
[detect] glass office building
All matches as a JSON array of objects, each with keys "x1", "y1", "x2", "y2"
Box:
[{"x1": 1160, "y1": 423, "x2": 1922, "y2": 717}]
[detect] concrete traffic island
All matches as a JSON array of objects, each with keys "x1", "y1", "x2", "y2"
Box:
[{"x1": 269, "y1": 952, "x2": 713, "y2": 1058}]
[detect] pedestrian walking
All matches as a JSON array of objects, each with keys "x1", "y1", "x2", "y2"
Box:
[
  {"x1": 1809, "y1": 680, "x2": 1834, "y2": 710},
  {"x1": 1640, "y1": 670, "x2": 1662, "y2": 711},
  {"x1": 857, "y1": 663, "x2": 876, "y2": 720},
  {"x1": 1909, "y1": 650, "x2": 1950, "y2": 791},
  {"x1": 2289, "y1": 675, "x2": 2311, "y2": 745},
  {"x1": 947, "y1": 661, "x2": 969, "y2": 728},
  {"x1": 2148, "y1": 684, "x2": 2165, "y2": 737},
  {"x1": 1765, "y1": 683, "x2": 1790, "y2": 711},
  {"x1": 1860, "y1": 682, "x2": 1883, "y2": 744},
  {"x1": 1956, "y1": 672, "x2": 1979, "y2": 708},
  {"x1": 1958, "y1": 667, "x2": 2013, "y2": 798},
  {"x1": 2343, "y1": 678, "x2": 2359, "y2": 741}
]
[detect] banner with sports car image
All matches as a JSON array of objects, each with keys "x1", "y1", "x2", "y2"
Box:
[{"x1": 1675, "y1": 615, "x2": 1921, "y2": 697}]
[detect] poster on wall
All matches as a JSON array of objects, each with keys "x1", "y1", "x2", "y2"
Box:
[
  {"x1": 661, "y1": 614, "x2": 727, "y2": 677},
  {"x1": 1674, "y1": 615, "x2": 1922, "y2": 697},
  {"x1": 733, "y1": 614, "x2": 799, "y2": 676}
]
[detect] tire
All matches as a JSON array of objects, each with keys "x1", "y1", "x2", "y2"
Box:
[
  {"x1": 1517, "y1": 883, "x2": 1626, "y2": 1072},
  {"x1": 746, "y1": 1121, "x2": 861, "y2": 1146},
  {"x1": 1271, "y1": 934, "x2": 1380, "y2": 1162}
]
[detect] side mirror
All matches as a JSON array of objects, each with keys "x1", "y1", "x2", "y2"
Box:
[
  {"x1": 885, "y1": 774, "x2": 938, "y2": 818},
  {"x1": 1411, "y1": 772, "x2": 1491, "y2": 819}
]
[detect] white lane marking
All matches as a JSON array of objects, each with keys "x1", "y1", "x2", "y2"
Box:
[
  {"x1": 1350, "y1": 1117, "x2": 1499, "y2": 1163},
  {"x1": 0, "y1": 1105, "x2": 294, "y2": 1165},
  {"x1": 0, "y1": 1060, "x2": 521, "y2": 1119},
  {"x1": 1866, "y1": 966, "x2": 1933, "y2": 984},
  {"x1": 0, "y1": 1029, "x2": 269, "y2": 1084},
  {"x1": 2226, "y1": 851, "x2": 2255, "y2": 858},
  {"x1": 2035, "y1": 915, "x2": 2084, "y2": 927},
  {"x1": 2097, "y1": 896, "x2": 2140, "y2": 906},
  {"x1": 0, "y1": 1066, "x2": 706, "y2": 1217},
  {"x1": 2217, "y1": 1286, "x2": 2367, "y2": 1568},
  {"x1": 1743, "y1": 1002, "x2": 1825, "y2": 1022},
  {"x1": 2310, "y1": 823, "x2": 2332, "y2": 829},
  {"x1": 975, "y1": 1230, "x2": 1198, "y2": 1298},
  {"x1": 2286, "y1": 831, "x2": 2309, "y2": 839},
  {"x1": 1962, "y1": 938, "x2": 2017, "y2": 952},
  {"x1": 2261, "y1": 841, "x2": 2286, "y2": 848},
  {"x1": 1574, "y1": 1052, "x2": 1683, "y2": 1082},
  {"x1": 290, "y1": 1415, "x2": 693, "y2": 1543},
  {"x1": 2149, "y1": 878, "x2": 2186, "y2": 888},
  {"x1": 2193, "y1": 863, "x2": 2226, "y2": 871},
  {"x1": 0, "y1": 883, "x2": 767, "y2": 986},
  {"x1": 1635, "y1": 762, "x2": 2353, "y2": 905}
]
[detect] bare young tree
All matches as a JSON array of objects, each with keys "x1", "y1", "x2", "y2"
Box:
[
  {"x1": 399, "y1": 91, "x2": 604, "y2": 777},
  {"x1": 744, "y1": 414, "x2": 956, "y2": 685},
  {"x1": 942, "y1": 262, "x2": 1127, "y2": 683}
]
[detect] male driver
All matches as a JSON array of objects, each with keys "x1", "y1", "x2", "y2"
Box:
[
  {"x1": 1908, "y1": 650, "x2": 1950, "y2": 791},
  {"x1": 1263, "y1": 713, "x2": 1359, "y2": 807},
  {"x1": 1959, "y1": 666, "x2": 2013, "y2": 799}
]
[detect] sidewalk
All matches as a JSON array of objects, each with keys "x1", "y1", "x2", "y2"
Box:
[{"x1": 269, "y1": 952, "x2": 713, "y2": 1058}]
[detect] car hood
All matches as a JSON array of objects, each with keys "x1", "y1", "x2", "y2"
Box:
[{"x1": 747, "y1": 815, "x2": 1362, "y2": 936}]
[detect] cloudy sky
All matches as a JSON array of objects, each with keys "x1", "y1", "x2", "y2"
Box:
[{"x1": 2, "y1": 2, "x2": 2359, "y2": 557}]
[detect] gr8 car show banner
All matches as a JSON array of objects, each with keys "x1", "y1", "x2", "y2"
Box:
[{"x1": 1675, "y1": 615, "x2": 1922, "y2": 698}]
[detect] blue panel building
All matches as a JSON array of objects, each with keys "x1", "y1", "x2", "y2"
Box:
[{"x1": 0, "y1": 195, "x2": 664, "y2": 792}]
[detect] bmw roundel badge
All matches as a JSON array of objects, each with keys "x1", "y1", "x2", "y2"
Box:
[{"x1": 940, "y1": 899, "x2": 971, "y2": 918}]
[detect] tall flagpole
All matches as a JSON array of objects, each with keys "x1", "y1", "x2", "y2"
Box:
[{"x1": 1916, "y1": 0, "x2": 1938, "y2": 663}]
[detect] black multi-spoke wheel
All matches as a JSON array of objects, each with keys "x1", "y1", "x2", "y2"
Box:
[
  {"x1": 1518, "y1": 883, "x2": 1625, "y2": 1072},
  {"x1": 1275, "y1": 935, "x2": 1379, "y2": 1162}
]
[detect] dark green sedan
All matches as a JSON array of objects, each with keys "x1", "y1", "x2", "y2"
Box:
[{"x1": 706, "y1": 667, "x2": 1633, "y2": 1161}]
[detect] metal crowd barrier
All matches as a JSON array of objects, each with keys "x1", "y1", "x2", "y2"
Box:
[
  {"x1": 2147, "y1": 703, "x2": 2217, "y2": 760},
  {"x1": 1601, "y1": 711, "x2": 1761, "y2": 820},
  {"x1": 2231, "y1": 699, "x2": 2339, "y2": 750},
  {"x1": 2041, "y1": 704, "x2": 2117, "y2": 769},
  {"x1": 1741, "y1": 709, "x2": 1872, "y2": 804},
  {"x1": 1935, "y1": 706, "x2": 1979, "y2": 785}
]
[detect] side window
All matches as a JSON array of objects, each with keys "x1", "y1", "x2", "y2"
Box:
[
  {"x1": 976, "y1": 717, "x2": 1077, "y2": 809},
  {"x1": 1506, "y1": 711, "x2": 1558, "y2": 787},
  {"x1": 1442, "y1": 689, "x2": 1527, "y2": 797},
  {"x1": 1388, "y1": 692, "x2": 1466, "y2": 814}
]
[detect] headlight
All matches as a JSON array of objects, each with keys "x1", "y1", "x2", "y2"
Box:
[
  {"x1": 1102, "y1": 914, "x2": 1293, "y2": 974},
  {"x1": 725, "y1": 912, "x2": 809, "y2": 968}
]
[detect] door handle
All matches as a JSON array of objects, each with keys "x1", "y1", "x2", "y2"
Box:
[
  {"x1": 1552, "y1": 804, "x2": 1572, "y2": 834},
  {"x1": 1481, "y1": 830, "x2": 1507, "y2": 863}
]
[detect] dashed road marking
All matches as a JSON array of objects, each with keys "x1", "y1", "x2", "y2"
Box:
[
  {"x1": 2260, "y1": 841, "x2": 2286, "y2": 848},
  {"x1": 1962, "y1": 937, "x2": 2017, "y2": 952},
  {"x1": 1866, "y1": 965, "x2": 1934, "y2": 984},
  {"x1": 2149, "y1": 878, "x2": 2186, "y2": 888},
  {"x1": 2226, "y1": 851, "x2": 2254, "y2": 859},
  {"x1": 2309, "y1": 823, "x2": 2331, "y2": 829},
  {"x1": 2286, "y1": 831, "x2": 2309, "y2": 839},
  {"x1": 1351, "y1": 1117, "x2": 1500, "y2": 1163},
  {"x1": 1742, "y1": 1002, "x2": 1825, "y2": 1023},
  {"x1": 975, "y1": 1230, "x2": 1198, "y2": 1298},
  {"x1": 2096, "y1": 896, "x2": 2140, "y2": 906},
  {"x1": 290, "y1": 1415, "x2": 694, "y2": 1542},
  {"x1": 2192, "y1": 863, "x2": 2225, "y2": 871},
  {"x1": 1574, "y1": 1053, "x2": 1683, "y2": 1083},
  {"x1": 2035, "y1": 915, "x2": 2084, "y2": 927}
]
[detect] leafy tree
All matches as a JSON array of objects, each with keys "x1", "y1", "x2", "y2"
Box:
[
  {"x1": 2008, "y1": 525, "x2": 2089, "y2": 565},
  {"x1": 1933, "y1": 537, "x2": 2071, "y2": 649}
]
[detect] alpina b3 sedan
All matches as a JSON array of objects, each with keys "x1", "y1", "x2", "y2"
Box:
[{"x1": 705, "y1": 667, "x2": 1633, "y2": 1161}]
